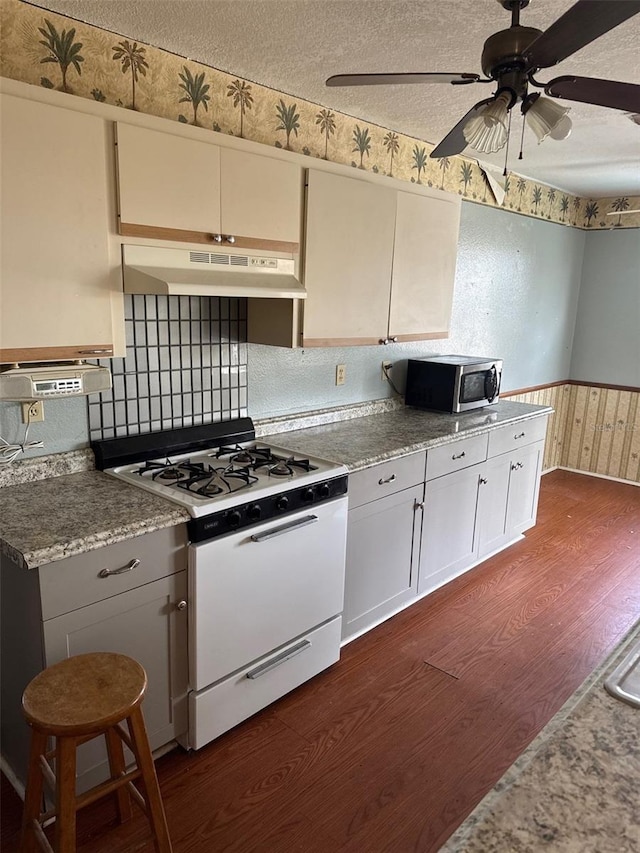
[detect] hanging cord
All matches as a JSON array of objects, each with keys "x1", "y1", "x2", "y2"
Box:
[
  {"x1": 382, "y1": 363, "x2": 402, "y2": 397},
  {"x1": 518, "y1": 112, "x2": 526, "y2": 160},
  {"x1": 503, "y1": 109, "x2": 512, "y2": 177},
  {"x1": 0, "y1": 405, "x2": 44, "y2": 464}
]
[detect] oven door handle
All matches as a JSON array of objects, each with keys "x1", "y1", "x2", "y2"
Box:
[{"x1": 250, "y1": 514, "x2": 319, "y2": 542}]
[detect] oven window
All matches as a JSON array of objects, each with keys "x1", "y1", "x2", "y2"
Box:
[{"x1": 460, "y1": 371, "x2": 487, "y2": 403}]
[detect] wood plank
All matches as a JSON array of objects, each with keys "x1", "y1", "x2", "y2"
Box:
[
  {"x1": 0, "y1": 345, "x2": 114, "y2": 364},
  {"x1": 1, "y1": 470, "x2": 638, "y2": 853},
  {"x1": 119, "y1": 222, "x2": 299, "y2": 254}
]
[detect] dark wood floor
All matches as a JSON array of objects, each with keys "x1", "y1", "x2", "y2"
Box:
[{"x1": 2, "y1": 470, "x2": 639, "y2": 852}]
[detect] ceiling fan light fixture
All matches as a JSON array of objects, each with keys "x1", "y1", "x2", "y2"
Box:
[
  {"x1": 525, "y1": 95, "x2": 572, "y2": 143},
  {"x1": 463, "y1": 90, "x2": 512, "y2": 153}
]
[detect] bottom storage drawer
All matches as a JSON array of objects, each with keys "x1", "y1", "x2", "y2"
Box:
[{"x1": 189, "y1": 616, "x2": 341, "y2": 749}]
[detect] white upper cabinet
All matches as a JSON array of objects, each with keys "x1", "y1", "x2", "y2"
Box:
[
  {"x1": 389, "y1": 190, "x2": 460, "y2": 341},
  {"x1": 115, "y1": 123, "x2": 303, "y2": 248},
  {"x1": 116, "y1": 122, "x2": 221, "y2": 233},
  {"x1": 303, "y1": 170, "x2": 397, "y2": 345},
  {"x1": 0, "y1": 93, "x2": 124, "y2": 363},
  {"x1": 300, "y1": 169, "x2": 461, "y2": 348}
]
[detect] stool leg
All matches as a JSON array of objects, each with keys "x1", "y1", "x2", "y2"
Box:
[
  {"x1": 20, "y1": 728, "x2": 48, "y2": 853},
  {"x1": 105, "y1": 726, "x2": 132, "y2": 823},
  {"x1": 126, "y1": 708, "x2": 172, "y2": 853},
  {"x1": 54, "y1": 736, "x2": 77, "y2": 853}
]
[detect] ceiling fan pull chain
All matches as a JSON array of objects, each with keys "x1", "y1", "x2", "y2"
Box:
[
  {"x1": 503, "y1": 109, "x2": 513, "y2": 176},
  {"x1": 518, "y1": 113, "x2": 526, "y2": 161}
]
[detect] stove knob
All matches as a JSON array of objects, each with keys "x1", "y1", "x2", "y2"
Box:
[
  {"x1": 227, "y1": 510, "x2": 242, "y2": 529},
  {"x1": 317, "y1": 483, "x2": 331, "y2": 499},
  {"x1": 275, "y1": 495, "x2": 289, "y2": 512},
  {"x1": 247, "y1": 504, "x2": 262, "y2": 521},
  {"x1": 301, "y1": 487, "x2": 315, "y2": 503}
]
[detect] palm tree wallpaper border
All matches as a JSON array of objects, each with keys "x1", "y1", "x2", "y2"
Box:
[{"x1": 1, "y1": 0, "x2": 638, "y2": 231}]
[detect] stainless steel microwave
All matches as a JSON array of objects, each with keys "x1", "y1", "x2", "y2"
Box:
[{"x1": 405, "y1": 355, "x2": 503, "y2": 413}]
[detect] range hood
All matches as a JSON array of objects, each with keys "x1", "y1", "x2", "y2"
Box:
[{"x1": 122, "y1": 245, "x2": 306, "y2": 299}]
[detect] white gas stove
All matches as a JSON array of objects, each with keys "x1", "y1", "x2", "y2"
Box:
[{"x1": 92, "y1": 419, "x2": 348, "y2": 750}]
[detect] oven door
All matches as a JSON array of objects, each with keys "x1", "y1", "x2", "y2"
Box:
[{"x1": 188, "y1": 496, "x2": 348, "y2": 691}]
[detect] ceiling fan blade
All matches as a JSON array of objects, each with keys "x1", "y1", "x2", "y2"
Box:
[
  {"x1": 524, "y1": 0, "x2": 640, "y2": 70},
  {"x1": 545, "y1": 75, "x2": 640, "y2": 112},
  {"x1": 326, "y1": 72, "x2": 480, "y2": 87},
  {"x1": 429, "y1": 98, "x2": 494, "y2": 158}
]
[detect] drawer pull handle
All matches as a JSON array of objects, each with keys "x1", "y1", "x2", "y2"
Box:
[
  {"x1": 479, "y1": 477, "x2": 488, "y2": 485},
  {"x1": 452, "y1": 451, "x2": 466, "y2": 460},
  {"x1": 514, "y1": 432, "x2": 526, "y2": 439},
  {"x1": 378, "y1": 474, "x2": 397, "y2": 485},
  {"x1": 98, "y1": 558, "x2": 140, "y2": 578},
  {"x1": 511, "y1": 461, "x2": 524, "y2": 471},
  {"x1": 176, "y1": 600, "x2": 188, "y2": 611},
  {"x1": 246, "y1": 639, "x2": 311, "y2": 680},
  {"x1": 251, "y1": 515, "x2": 318, "y2": 542}
]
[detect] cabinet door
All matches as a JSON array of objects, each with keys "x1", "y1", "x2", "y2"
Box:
[
  {"x1": 303, "y1": 170, "x2": 396, "y2": 345},
  {"x1": 43, "y1": 572, "x2": 188, "y2": 792},
  {"x1": 220, "y1": 148, "x2": 302, "y2": 246},
  {"x1": 506, "y1": 441, "x2": 544, "y2": 535},
  {"x1": 419, "y1": 465, "x2": 480, "y2": 596},
  {"x1": 0, "y1": 94, "x2": 123, "y2": 362},
  {"x1": 343, "y1": 485, "x2": 423, "y2": 641},
  {"x1": 116, "y1": 122, "x2": 221, "y2": 234},
  {"x1": 475, "y1": 455, "x2": 511, "y2": 558},
  {"x1": 388, "y1": 190, "x2": 460, "y2": 341}
]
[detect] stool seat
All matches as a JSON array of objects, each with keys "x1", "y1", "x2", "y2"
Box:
[
  {"x1": 20, "y1": 652, "x2": 172, "y2": 853},
  {"x1": 22, "y1": 652, "x2": 146, "y2": 736}
]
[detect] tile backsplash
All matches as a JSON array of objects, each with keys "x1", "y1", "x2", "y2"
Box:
[{"x1": 88, "y1": 294, "x2": 248, "y2": 440}]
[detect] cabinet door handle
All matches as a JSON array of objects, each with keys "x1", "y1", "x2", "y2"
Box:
[
  {"x1": 225, "y1": 235, "x2": 236, "y2": 244},
  {"x1": 514, "y1": 432, "x2": 526, "y2": 439},
  {"x1": 452, "y1": 451, "x2": 466, "y2": 460},
  {"x1": 176, "y1": 600, "x2": 188, "y2": 611},
  {"x1": 414, "y1": 500, "x2": 425, "y2": 511},
  {"x1": 378, "y1": 473, "x2": 396, "y2": 485},
  {"x1": 212, "y1": 234, "x2": 223, "y2": 243},
  {"x1": 98, "y1": 558, "x2": 140, "y2": 578},
  {"x1": 479, "y1": 477, "x2": 488, "y2": 485},
  {"x1": 246, "y1": 640, "x2": 311, "y2": 680}
]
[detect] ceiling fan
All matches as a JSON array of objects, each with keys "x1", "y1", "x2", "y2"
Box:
[{"x1": 326, "y1": 0, "x2": 640, "y2": 158}]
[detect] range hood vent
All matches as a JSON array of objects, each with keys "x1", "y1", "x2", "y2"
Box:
[{"x1": 123, "y1": 245, "x2": 305, "y2": 299}]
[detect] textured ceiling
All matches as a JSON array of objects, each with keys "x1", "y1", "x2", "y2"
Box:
[{"x1": 35, "y1": 0, "x2": 640, "y2": 196}]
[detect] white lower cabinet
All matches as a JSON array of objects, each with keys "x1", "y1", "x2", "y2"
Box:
[
  {"x1": 343, "y1": 454, "x2": 425, "y2": 641},
  {"x1": 0, "y1": 526, "x2": 189, "y2": 794}
]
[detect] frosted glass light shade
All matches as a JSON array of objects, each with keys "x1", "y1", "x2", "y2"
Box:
[
  {"x1": 526, "y1": 96, "x2": 572, "y2": 142},
  {"x1": 463, "y1": 91, "x2": 511, "y2": 153}
]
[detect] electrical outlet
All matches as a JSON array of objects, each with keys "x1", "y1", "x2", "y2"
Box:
[
  {"x1": 335, "y1": 364, "x2": 346, "y2": 386},
  {"x1": 22, "y1": 401, "x2": 44, "y2": 423},
  {"x1": 381, "y1": 361, "x2": 392, "y2": 381}
]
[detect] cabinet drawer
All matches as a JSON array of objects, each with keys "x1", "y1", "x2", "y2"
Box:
[
  {"x1": 189, "y1": 616, "x2": 341, "y2": 749},
  {"x1": 426, "y1": 434, "x2": 488, "y2": 481},
  {"x1": 349, "y1": 452, "x2": 426, "y2": 509},
  {"x1": 39, "y1": 525, "x2": 188, "y2": 620},
  {"x1": 488, "y1": 416, "x2": 548, "y2": 458}
]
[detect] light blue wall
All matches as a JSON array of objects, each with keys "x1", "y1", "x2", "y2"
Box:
[
  {"x1": 0, "y1": 200, "x2": 594, "y2": 457},
  {"x1": 569, "y1": 229, "x2": 640, "y2": 387},
  {"x1": 249, "y1": 202, "x2": 585, "y2": 418}
]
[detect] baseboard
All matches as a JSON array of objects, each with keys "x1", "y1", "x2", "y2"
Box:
[{"x1": 557, "y1": 466, "x2": 640, "y2": 487}]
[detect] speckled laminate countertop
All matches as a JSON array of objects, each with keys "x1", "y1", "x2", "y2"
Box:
[
  {"x1": 0, "y1": 470, "x2": 189, "y2": 570},
  {"x1": 260, "y1": 401, "x2": 552, "y2": 472},
  {"x1": 442, "y1": 621, "x2": 640, "y2": 853}
]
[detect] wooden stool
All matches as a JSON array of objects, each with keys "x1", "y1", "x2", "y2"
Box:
[{"x1": 20, "y1": 652, "x2": 172, "y2": 853}]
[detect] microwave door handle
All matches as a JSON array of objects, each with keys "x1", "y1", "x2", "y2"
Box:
[{"x1": 485, "y1": 366, "x2": 499, "y2": 403}]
